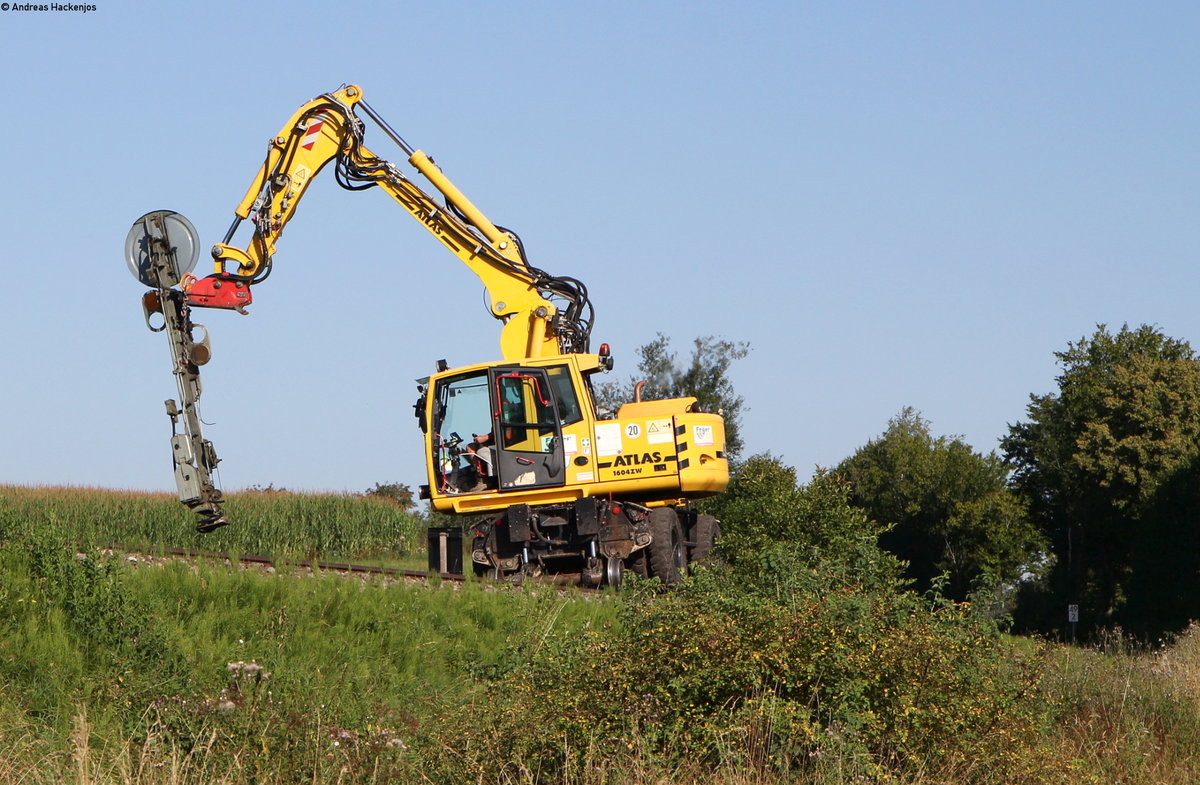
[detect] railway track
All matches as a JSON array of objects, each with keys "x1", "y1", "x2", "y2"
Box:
[{"x1": 98, "y1": 543, "x2": 595, "y2": 590}]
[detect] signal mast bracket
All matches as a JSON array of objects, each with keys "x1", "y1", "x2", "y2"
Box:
[{"x1": 127, "y1": 211, "x2": 230, "y2": 532}]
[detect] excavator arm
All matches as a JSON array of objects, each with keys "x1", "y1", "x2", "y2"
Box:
[{"x1": 189, "y1": 85, "x2": 593, "y2": 361}]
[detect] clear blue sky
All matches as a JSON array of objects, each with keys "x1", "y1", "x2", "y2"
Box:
[{"x1": 1, "y1": 1, "x2": 1197, "y2": 495}]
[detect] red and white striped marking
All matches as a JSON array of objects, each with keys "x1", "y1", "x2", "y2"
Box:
[{"x1": 301, "y1": 113, "x2": 327, "y2": 150}]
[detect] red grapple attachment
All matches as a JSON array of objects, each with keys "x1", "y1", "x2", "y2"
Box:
[{"x1": 185, "y1": 275, "x2": 253, "y2": 313}]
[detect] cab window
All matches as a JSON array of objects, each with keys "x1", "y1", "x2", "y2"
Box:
[
  {"x1": 434, "y1": 371, "x2": 490, "y2": 442},
  {"x1": 496, "y1": 372, "x2": 557, "y2": 453},
  {"x1": 546, "y1": 365, "x2": 583, "y2": 426}
]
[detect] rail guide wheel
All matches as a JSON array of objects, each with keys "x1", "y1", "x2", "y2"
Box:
[{"x1": 605, "y1": 555, "x2": 624, "y2": 588}]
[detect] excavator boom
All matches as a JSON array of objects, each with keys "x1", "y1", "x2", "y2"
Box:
[{"x1": 196, "y1": 85, "x2": 592, "y2": 361}]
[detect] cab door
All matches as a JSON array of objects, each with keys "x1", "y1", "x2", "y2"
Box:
[{"x1": 488, "y1": 367, "x2": 566, "y2": 491}]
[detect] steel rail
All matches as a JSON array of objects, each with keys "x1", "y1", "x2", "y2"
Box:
[{"x1": 97, "y1": 542, "x2": 596, "y2": 589}]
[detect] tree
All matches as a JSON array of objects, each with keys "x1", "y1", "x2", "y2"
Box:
[
  {"x1": 596, "y1": 333, "x2": 750, "y2": 459},
  {"x1": 1123, "y1": 452, "x2": 1200, "y2": 636},
  {"x1": 837, "y1": 408, "x2": 1041, "y2": 601},
  {"x1": 1002, "y1": 324, "x2": 1200, "y2": 636},
  {"x1": 364, "y1": 481, "x2": 415, "y2": 509},
  {"x1": 700, "y1": 454, "x2": 904, "y2": 597}
]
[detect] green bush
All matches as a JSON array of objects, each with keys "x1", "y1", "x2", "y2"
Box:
[
  {"x1": 421, "y1": 571, "x2": 1048, "y2": 783},
  {"x1": 702, "y1": 456, "x2": 904, "y2": 597},
  {"x1": 409, "y1": 461, "x2": 1050, "y2": 784}
]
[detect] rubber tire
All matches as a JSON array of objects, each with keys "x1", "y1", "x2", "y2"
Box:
[
  {"x1": 689, "y1": 514, "x2": 721, "y2": 566},
  {"x1": 625, "y1": 549, "x2": 649, "y2": 578},
  {"x1": 647, "y1": 508, "x2": 686, "y2": 584}
]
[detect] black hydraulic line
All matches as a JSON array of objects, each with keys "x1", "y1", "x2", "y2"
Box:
[{"x1": 222, "y1": 215, "x2": 243, "y2": 245}]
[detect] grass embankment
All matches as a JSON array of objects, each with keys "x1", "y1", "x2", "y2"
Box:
[
  {"x1": 0, "y1": 541, "x2": 610, "y2": 783},
  {"x1": 1036, "y1": 628, "x2": 1200, "y2": 783},
  {"x1": 4, "y1": 485, "x2": 1200, "y2": 783}
]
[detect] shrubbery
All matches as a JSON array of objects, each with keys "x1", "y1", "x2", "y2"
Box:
[
  {"x1": 424, "y1": 576, "x2": 1046, "y2": 783},
  {"x1": 701, "y1": 456, "x2": 904, "y2": 597},
  {"x1": 411, "y1": 457, "x2": 1052, "y2": 784}
]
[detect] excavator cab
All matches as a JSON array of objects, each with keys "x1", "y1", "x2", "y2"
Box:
[{"x1": 423, "y1": 361, "x2": 581, "y2": 499}]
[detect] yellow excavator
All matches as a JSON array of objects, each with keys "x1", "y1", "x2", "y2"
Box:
[{"x1": 128, "y1": 85, "x2": 728, "y2": 585}]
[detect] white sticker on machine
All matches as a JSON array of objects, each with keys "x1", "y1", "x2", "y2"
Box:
[
  {"x1": 595, "y1": 422, "x2": 623, "y2": 457},
  {"x1": 693, "y1": 424, "x2": 714, "y2": 447},
  {"x1": 646, "y1": 418, "x2": 673, "y2": 445}
]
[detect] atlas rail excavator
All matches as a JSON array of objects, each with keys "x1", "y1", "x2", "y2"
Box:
[{"x1": 128, "y1": 84, "x2": 728, "y2": 586}]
